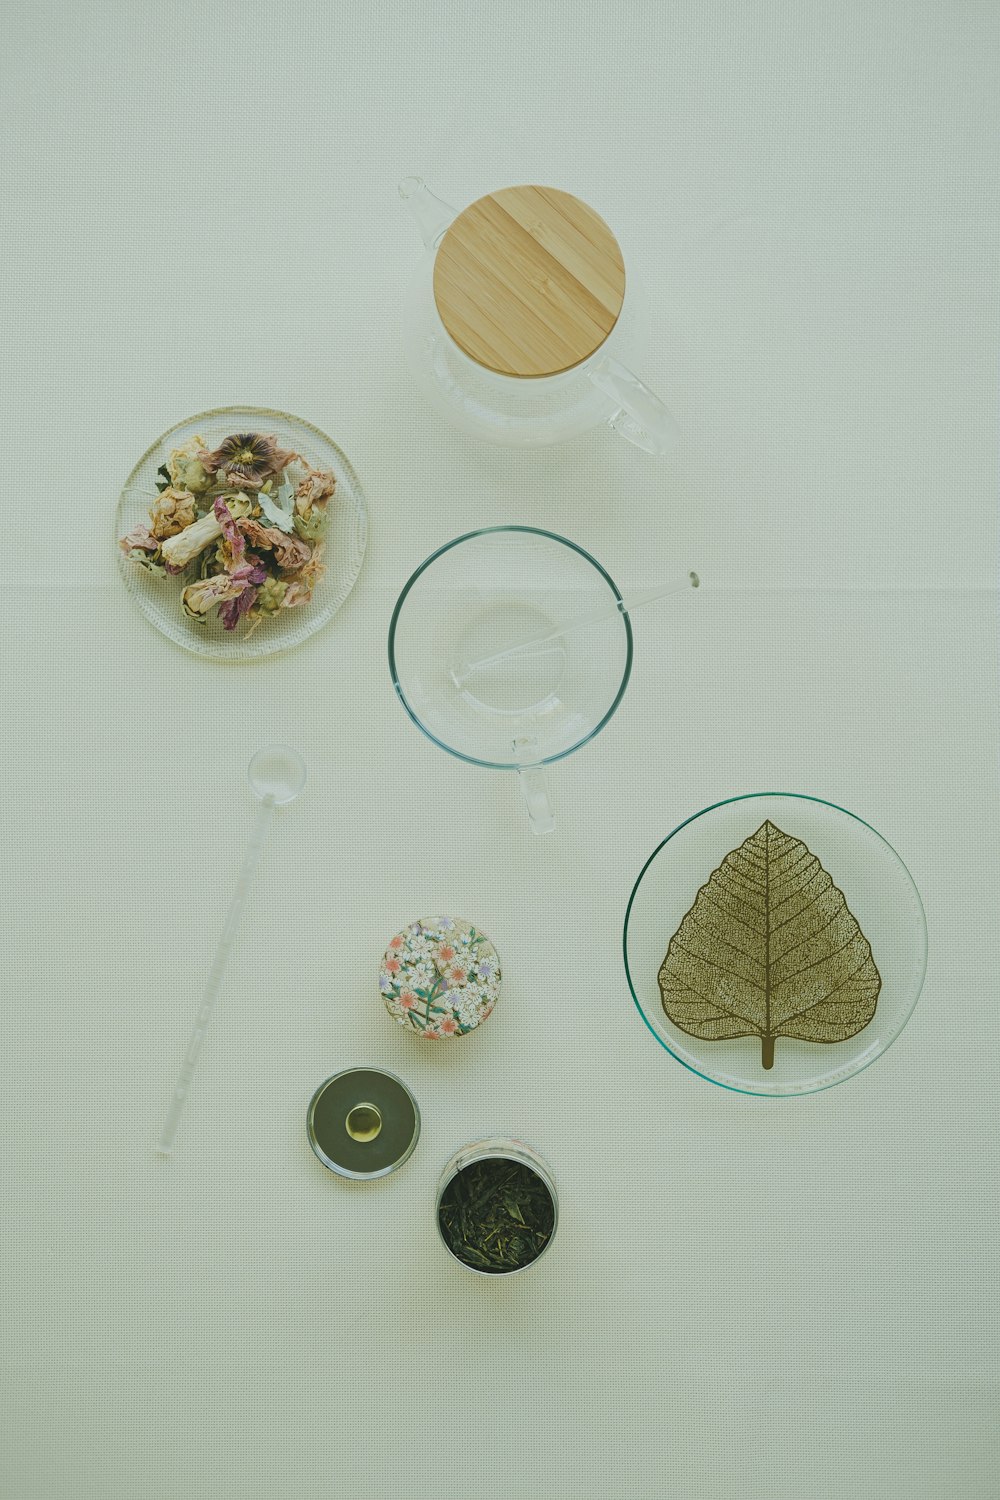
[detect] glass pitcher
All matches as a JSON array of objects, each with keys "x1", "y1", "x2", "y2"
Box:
[{"x1": 399, "y1": 177, "x2": 678, "y2": 454}]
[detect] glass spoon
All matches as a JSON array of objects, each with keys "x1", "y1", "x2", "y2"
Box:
[{"x1": 157, "y1": 745, "x2": 306, "y2": 1156}]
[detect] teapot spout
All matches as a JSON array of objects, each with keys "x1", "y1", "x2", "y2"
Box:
[{"x1": 399, "y1": 176, "x2": 457, "y2": 250}]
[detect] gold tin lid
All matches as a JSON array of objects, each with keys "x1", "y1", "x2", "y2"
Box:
[
  {"x1": 306, "y1": 1067, "x2": 420, "y2": 1179},
  {"x1": 433, "y1": 185, "x2": 626, "y2": 379}
]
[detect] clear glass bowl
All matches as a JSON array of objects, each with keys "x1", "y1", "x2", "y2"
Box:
[
  {"x1": 115, "y1": 406, "x2": 368, "y2": 661},
  {"x1": 623, "y1": 793, "x2": 927, "y2": 1096},
  {"x1": 388, "y1": 526, "x2": 633, "y2": 770}
]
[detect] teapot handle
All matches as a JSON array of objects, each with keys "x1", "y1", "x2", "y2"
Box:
[{"x1": 589, "y1": 356, "x2": 678, "y2": 456}]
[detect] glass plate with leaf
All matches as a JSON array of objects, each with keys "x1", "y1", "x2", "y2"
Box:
[
  {"x1": 115, "y1": 407, "x2": 367, "y2": 661},
  {"x1": 623, "y1": 794, "x2": 927, "y2": 1095}
]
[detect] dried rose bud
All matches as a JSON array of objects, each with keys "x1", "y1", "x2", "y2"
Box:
[{"x1": 149, "y1": 487, "x2": 198, "y2": 540}]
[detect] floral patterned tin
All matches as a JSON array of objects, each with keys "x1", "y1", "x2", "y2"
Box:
[{"x1": 379, "y1": 916, "x2": 501, "y2": 1039}]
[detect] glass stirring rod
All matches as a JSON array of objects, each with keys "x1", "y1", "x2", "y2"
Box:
[
  {"x1": 452, "y1": 570, "x2": 700, "y2": 687},
  {"x1": 157, "y1": 746, "x2": 306, "y2": 1156}
]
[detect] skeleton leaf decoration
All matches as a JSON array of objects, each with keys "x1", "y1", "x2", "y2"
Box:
[{"x1": 658, "y1": 821, "x2": 880, "y2": 1070}]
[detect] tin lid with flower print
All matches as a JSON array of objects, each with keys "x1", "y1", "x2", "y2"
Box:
[{"x1": 380, "y1": 916, "x2": 501, "y2": 1039}]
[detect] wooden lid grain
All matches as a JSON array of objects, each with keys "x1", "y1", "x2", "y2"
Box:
[{"x1": 433, "y1": 185, "x2": 626, "y2": 379}]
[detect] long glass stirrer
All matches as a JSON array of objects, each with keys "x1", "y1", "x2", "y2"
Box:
[
  {"x1": 451, "y1": 570, "x2": 700, "y2": 687},
  {"x1": 157, "y1": 745, "x2": 306, "y2": 1156}
]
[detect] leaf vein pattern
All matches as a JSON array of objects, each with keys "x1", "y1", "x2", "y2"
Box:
[
  {"x1": 776, "y1": 953, "x2": 876, "y2": 1028},
  {"x1": 669, "y1": 938, "x2": 763, "y2": 992}
]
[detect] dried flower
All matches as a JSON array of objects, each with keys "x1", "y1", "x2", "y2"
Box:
[
  {"x1": 160, "y1": 510, "x2": 224, "y2": 568},
  {"x1": 235, "y1": 516, "x2": 279, "y2": 551},
  {"x1": 220, "y1": 492, "x2": 253, "y2": 519},
  {"x1": 199, "y1": 433, "x2": 297, "y2": 491},
  {"x1": 149, "y1": 487, "x2": 198, "y2": 540},
  {"x1": 119, "y1": 523, "x2": 160, "y2": 554},
  {"x1": 292, "y1": 507, "x2": 326, "y2": 542},
  {"x1": 255, "y1": 576, "x2": 288, "y2": 614},
  {"x1": 227, "y1": 468, "x2": 267, "y2": 492},
  {"x1": 218, "y1": 562, "x2": 268, "y2": 630},
  {"x1": 173, "y1": 456, "x2": 212, "y2": 494},
  {"x1": 282, "y1": 542, "x2": 326, "y2": 607},
  {"x1": 121, "y1": 429, "x2": 331, "y2": 636},
  {"x1": 294, "y1": 465, "x2": 336, "y2": 514},
  {"x1": 166, "y1": 434, "x2": 208, "y2": 487},
  {"x1": 236, "y1": 516, "x2": 312, "y2": 573},
  {"x1": 274, "y1": 534, "x2": 313, "y2": 572},
  {"x1": 181, "y1": 573, "x2": 243, "y2": 618},
  {"x1": 180, "y1": 560, "x2": 267, "y2": 625},
  {"x1": 214, "y1": 497, "x2": 247, "y2": 571}
]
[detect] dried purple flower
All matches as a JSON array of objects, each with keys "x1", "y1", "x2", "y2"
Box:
[
  {"x1": 199, "y1": 433, "x2": 297, "y2": 490},
  {"x1": 181, "y1": 574, "x2": 244, "y2": 618},
  {"x1": 218, "y1": 563, "x2": 267, "y2": 630},
  {"x1": 214, "y1": 497, "x2": 248, "y2": 571}
]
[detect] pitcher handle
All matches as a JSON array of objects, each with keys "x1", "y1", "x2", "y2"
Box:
[
  {"x1": 513, "y1": 739, "x2": 555, "y2": 835},
  {"x1": 517, "y1": 766, "x2": 555, "y2": 835},
  {"x1": 589, "y1": 355, "x2": 678, "y2": 456}
]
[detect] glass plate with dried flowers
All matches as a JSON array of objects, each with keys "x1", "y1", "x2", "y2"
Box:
[{"x1": 116, "y1": 407, "x2": 367, "y2": 660}]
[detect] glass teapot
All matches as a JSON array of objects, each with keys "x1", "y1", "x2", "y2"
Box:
[{"x1": 399, "y1": 177, "x2": 678, "y2": 453}]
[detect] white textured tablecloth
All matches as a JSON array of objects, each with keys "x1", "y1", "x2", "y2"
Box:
[{"x1": 2, "y1": 3, "x2": 998, "y2": 1497}]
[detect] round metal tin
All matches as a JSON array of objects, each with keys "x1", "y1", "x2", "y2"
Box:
[
  {"x1": 435, "y1": 1137, "x2": 559, "y2": 1276},
  {"x1": 307, "y1": 1067, "x2": 420, "y2": 1179},
  {"x1": 379, "y1": 915, "x2": 501, "y2": 1039}
]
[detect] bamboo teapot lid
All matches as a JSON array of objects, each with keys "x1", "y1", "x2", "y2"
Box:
[{"x1": 433, "y1": 185, "x2": 626, "y2": 378}]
